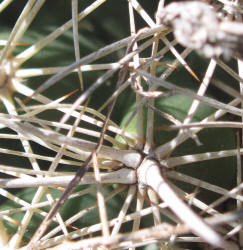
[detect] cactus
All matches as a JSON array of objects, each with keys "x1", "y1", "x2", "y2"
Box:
[{"x1": 0, "y1": 0, "x2": 242, "y2": 249}]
